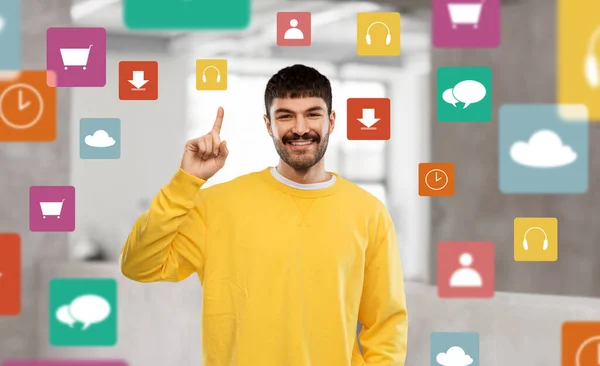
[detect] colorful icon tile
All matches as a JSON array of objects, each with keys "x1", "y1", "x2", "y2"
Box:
[
  {"x1": 119, "y1": 61, "x2": 158, "y2": 100},
  {"x1": 49, "y1": 278, "x2": 118, "y2": 347},
  {"x1": 346, "y1": 98, "x2": 390, "y2": 140},
  {"x1": 29, "y1": 186, "x2": 75, "y2": 232},
  {"x1": 356, "y1": 12, "x2": 400, "y2": 56},
  {"x1": 277, "y1": 12, "x2": 311, "y2": 46},
  {"x1": 562, "y1": 322, "x2": 600, "y2": 366},
  {"x1": 80, "y1": 118, "x2": 121, "y2": 159},
  {"x1": 0, "y1": 71, "x2": 56, "y2": 141},
  {"x1": 437, "y1": 66, "x2": 492, "y2": 122},
  {"x1": 196, "y1": 59, "x2": 227, "y2": 90},
  {"x1": 430, "y1": 332, "x2": 480, "y2": 366},
  {"x1": 557, "y1": 0, "x2": 600, "y2": 121},
  {"x1": 514, "y1": 217, "x2": 558, "y2": 262},
  {"x1": 437, "y1": 241, "x2": 494, "y2": 298},
  {"x1": 46, "y1": 27, "x2": 106, "y2": 87},
  {"x1": 498, "y1": 104, "x2": 589, "y2": 194},
  {"x1": 123, "y1": 0, "x2": 250, "y2": 30},
  {"x1": 0, "y1": 0, "x2": 21, "y2": 70},
  {"x1": 432, "y1": 0, "x2": 500, "y2": 48},
  {"x1": 418, "y1": 162, "x2": 455, "y2": 196},
  {"x1": 0, "y1": 233, "x2": 21, "y2": 315}
]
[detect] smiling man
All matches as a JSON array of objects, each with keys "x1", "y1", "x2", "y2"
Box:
[{"x1": 120, "y1": 64, "x2": 408, "y2": 365}]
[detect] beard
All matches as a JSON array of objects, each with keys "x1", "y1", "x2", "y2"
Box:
[{"x1": 272, "y1": 129, "x2": 329, "y2": 171}]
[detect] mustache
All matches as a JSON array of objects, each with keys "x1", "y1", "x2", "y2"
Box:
[{"x1": 282, "y1": 132, "x2": 321, "y2": 143}]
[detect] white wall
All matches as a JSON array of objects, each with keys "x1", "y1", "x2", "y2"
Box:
[{"x1": 70, "y1": 50, "x2": 188, "y2": 260}]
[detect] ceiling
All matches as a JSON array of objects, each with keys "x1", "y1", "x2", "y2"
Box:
[{"x1": 70, "y1": 0, "x2": 430, "y2": 67}]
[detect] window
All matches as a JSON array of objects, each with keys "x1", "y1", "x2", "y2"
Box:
[{"x1": 187, "y1": 72, "x2": 388, "y2": 204}]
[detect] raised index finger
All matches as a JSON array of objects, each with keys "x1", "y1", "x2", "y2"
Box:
[{"x1": 212, "y1": 107, "x2": 224, "y2": 133}]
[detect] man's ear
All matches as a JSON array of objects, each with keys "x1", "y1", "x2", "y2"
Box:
[
  {"x1": 263, "y1": 114, "x2": 273, "y2": 137},
  {"x1": 329, "y1": 110, "x2": 336, "y2": 134}
]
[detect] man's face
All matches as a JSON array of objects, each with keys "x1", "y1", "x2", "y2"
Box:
[{"x1": 265, "y1": 97, "x2": 335, "y2": 171}]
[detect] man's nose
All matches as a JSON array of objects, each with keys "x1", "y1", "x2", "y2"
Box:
[{"x1": 292, "y1": 116, "x2": 310, "y2": 135}]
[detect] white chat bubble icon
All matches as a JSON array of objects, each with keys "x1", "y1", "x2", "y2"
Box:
[
  {"x1": 442, "y1": 88, "x2": 459, "y2": 107},
  {"x1": 56, "y1": 304, "x2": 76, "y2": 327},
  {"x1": 69, "y1": 294, "x2": 111, "y2": 330},
  {"x1": 452, "y1": 80, "x2": 486, "y2": 109}
]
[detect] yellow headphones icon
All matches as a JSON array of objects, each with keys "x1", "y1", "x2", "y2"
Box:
[
  {"x1": 522, "y1": 227, "x2": 548, "y2": 251},
  {"x1": 584, "y1": 26, "x2": 600, "y2": 87},
  {"x1": 365, "y1": 21, "x2": 391, "y2": 45},
  {"x1": 202, "y1": 66, "x2": 221, "y2": 83}
]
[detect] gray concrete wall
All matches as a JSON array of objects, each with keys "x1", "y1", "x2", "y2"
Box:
[
  {"x1": 431, "y1": 0, "x2": 600, "y2": 297},
  {"x1": 0, "y1": 0, "x2": 72, "y2": 360}
]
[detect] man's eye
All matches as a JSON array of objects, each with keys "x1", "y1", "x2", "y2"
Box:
[{"x1": 308, "y1": 113, "x2": 321, "y2": 117}]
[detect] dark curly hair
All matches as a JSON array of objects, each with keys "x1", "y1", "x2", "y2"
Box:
[{"x1": 264, "y1": 64, "x2": 332, "y2": 118}]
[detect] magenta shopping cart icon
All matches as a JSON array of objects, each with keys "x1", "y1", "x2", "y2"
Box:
[
  {"x1": 432, "y1": 0, "x2": 500, "y2": 48},
  {"x1": 447, "y1": 2, "x2": 484, "y2": 28},
  {"x1": 30, "y1": 186, "x2": 75, "y2": 232},
  {"x1": 40, "y1": 199, "x2": 66, "y2": 218},
  {"x1": 46, "y1": 27, "x2": 106, "y2": 86},
  {"x1": 60, "y1": 45, "x2": 93, "y2": 70}
]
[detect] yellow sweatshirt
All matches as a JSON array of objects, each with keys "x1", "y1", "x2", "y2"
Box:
[{"x1": 121, "y1": 167, "x2": 408, "y2": 366}]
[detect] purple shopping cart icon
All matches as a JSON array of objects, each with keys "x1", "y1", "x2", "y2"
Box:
[
  {"x1": 432, "y1": 0, "x2": 500, "y2": 48},
  {"x1": 30, "y1": 186, "x2": 75, "y2": 232},
  {"x1": 46, "y1": 27, "x2": 106, "y2": 86}
]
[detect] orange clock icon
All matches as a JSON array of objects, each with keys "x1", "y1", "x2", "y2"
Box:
[
  {"x1": 425, "y1": 169, "x2": 448, "y2": 191},
  {"x1": 418, "y1": 162, "x2": 455, "y2": 196},
  {"x1": 0, "y1": 71, "x2": 56, "y2": 142},
  {"x1": 0, "y1": 83, "x2": 44, "y2": 129}
]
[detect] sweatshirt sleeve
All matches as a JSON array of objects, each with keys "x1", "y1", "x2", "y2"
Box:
[
  {"x1": 356, "y1": 222, "x2": 408, "y2": 365},
  {"x1": 120, "y1": 168, "x2": 208, "y2": 283}
]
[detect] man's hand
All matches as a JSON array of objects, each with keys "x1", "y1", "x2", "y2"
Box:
[{"x1": 181, "y1": 107, "x2": 229, "y2": 181}]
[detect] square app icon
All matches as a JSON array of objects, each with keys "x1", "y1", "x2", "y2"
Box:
[
  {"x1": 3, "y1": 361, "x2": 128, "y2": 366},
  {"x1": 499, "y1": 104, "x2": 588, "y2": 194},
  {"x1": 196, "y1": 59, "x2": 227, "y2": 90},
  {"x1": 49, "y1": 278, "x2": 118, "y2": 347},
  {"x1": 0, "y1": 0, "x2": 21, "y2": 70},
  {"x1": 418, "y1": 162, "x2": 455, "y2": 196},
  {"x1": 119, "y1": 61, "x2": 158, "y2": 100},
  {"x1": 277, "y1": 12, "x2": 311, "y2": 46},
  {"x1": 514, "y1": 217, "x2": 558, "y2": 262},
  {"x1": 557, "y1": 0, "x2": 600, "y2": 121},
  {"x1": 437, "y1": 241, "x2": 494, "y2": 298},
  {"x1": 0, "y1": 71, "x2": 57, "y2": 141},
  {"x1": 430, "y1": 332, "x2": 479, "y2": 366},
  {"x1": 46, "y1": 27, "x2": 106, "y2": 87},
  {"x1": 80, "y1": 118, "x2": 121, "y2": 159},
  {"x1": 347, "y1": 98, "x2": 390, "y2": 140},
  {"x1": 30, "y1": 186, "x2": 75, "y2": 232},
  {"x1": 432, "y1": 0, "x2": 500, "y2": 48},
  {"x1": 356, "y1": 12, "x2": 401, "y2": 56},
  {"x1": 437, "y1": 66, "x2": 492, "y2": 122},
  {"x1": 0, "y1": 233, "x2": 21, "y2": 315},
  {"x1": 123, "y1": 0, "x2": 250, "y2": 30},
  {"x1": 562, "y1": 322, "x2": 600, "y2": 366}
]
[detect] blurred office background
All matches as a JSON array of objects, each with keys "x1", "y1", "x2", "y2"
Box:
[{"x1": 1, "y1": 0, "x2": 600, "y2": 364}]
